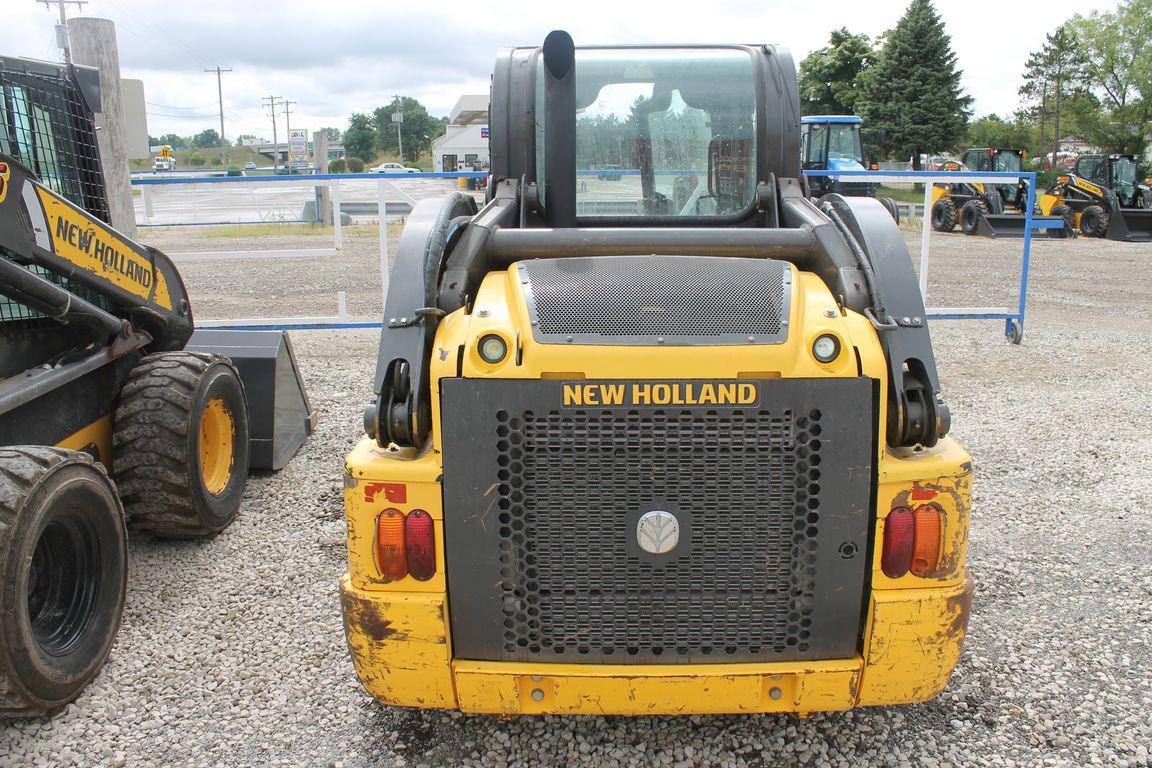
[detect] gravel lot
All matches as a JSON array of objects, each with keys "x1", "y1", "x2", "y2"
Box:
[{"x1": 2, "y1": 222, "x2": 1150, "y2": 767}]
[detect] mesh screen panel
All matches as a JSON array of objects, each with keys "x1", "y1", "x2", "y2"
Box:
[
  {"x1": 521, "y1": 256, "x2": 790, "y2": 345},
  {"x1": 495, "y1": 407, "x2": 820, "y2": 661},
  {"x1": 0, "y1": 58, "x2": 107, "y2": 221}
]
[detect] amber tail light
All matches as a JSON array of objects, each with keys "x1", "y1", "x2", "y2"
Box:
[{"x1": 375, "y1": 508, "x2": 407, "y2": 582}]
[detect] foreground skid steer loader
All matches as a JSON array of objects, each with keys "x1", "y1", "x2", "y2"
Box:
[
  {"x1": 0, "y1": 55, "x2": 313, "y2": 715},
  {"x1": 341, "y1": 32, "x2": 973, "y2": 716}
]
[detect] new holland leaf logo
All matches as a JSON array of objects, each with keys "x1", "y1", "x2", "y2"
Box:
[{"x1": 637, "y1": 510, "x2": 679, "y2": 555}]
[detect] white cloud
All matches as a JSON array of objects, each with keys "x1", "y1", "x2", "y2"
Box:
[{"x1": 3, "y1": 0, "x2": 1121, "y2": 139}]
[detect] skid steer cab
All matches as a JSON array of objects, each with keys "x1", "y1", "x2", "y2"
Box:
[
  {"x1": 0, "y1": 55, "x2": 314, "y2": 716},
  {"x1": 1038, "y1": 154, "x2": 1152, "y2": 241},
  {"x1": 341, "y1": 32, "x2": 972, "y2": 717}
]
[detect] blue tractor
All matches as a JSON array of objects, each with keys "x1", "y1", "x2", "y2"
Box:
[{"x1": 801, "y1": 115, "x2": 897, "y2": 221}]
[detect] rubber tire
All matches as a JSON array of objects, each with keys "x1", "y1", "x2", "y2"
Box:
[
  {"x1": 1080, "y1": 205, "x2": 1110, "y2": 238},
  {"x1": 879, "y1": 196, "x2": 900, "y2": 224},
  {"x1": 113, "y1": 352, "x2": 250, "y2": 538},
  {"x1": 1050, "y1": 204, "x2": 1075, "y2": 231},
  {"x1": 960, "y1": 198, "x2": 990, "y2": 235},
  {"x1": 931, "y1": 198, "x2": 957, "y2": 231},
  {"x1": 0, "y1": 447, "x2": 127, "y2": 716},
  {"x1": 1006, "y1": 319, "x2": 1024, "y2": 345}
]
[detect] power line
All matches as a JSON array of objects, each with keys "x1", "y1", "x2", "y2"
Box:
[
  {"x1": 206, "y1": 66, "x2": 232, "y2": 164},
  {"x1": 35, "y1": 0, "x2": 87, "y2": 64},
  {"x1": 103, "y1": 0, "x2": 217, "y2": 69},
  {"x1": 145, "y1": 101, "x2": 219, "y2": 111},
  {"x1": 282, "y1": 99, "x2": 296, "y2": 165},
  {"x1": 261, "y1": 95, "x2": 281, "y2": 169}
]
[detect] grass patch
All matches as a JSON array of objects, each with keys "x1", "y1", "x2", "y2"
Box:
[{"x1": 877, "y1": 185, "x2": 929, "y2": 203}]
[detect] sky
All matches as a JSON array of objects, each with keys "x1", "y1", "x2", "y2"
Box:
[{"x1": 3, "y1": 0, "x2": 1122, "y2": 143}]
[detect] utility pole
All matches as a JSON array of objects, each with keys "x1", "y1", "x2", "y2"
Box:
[
  {"x1": 261, "y1": 94, "x2": 281, "y2": 169},
  {"x1": 392, "y1": 94, "x2": 404, "y2": 162},
  {"x1": 282, "y1": 99, "x2": 296, "y2": 167},
  {"x1": 37, "y1": 0, "x2": 88, "y2": 64},
  {"x1": 205, "y1": 66, "x2": 232, "y2": 166}
]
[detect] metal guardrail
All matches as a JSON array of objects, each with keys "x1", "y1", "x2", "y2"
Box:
[{"x1": 804, "y1": 169, "x2": 1043, "y2": 343}]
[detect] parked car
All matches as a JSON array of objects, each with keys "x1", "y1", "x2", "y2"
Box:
[{"x1": 369, "y1": 162, "x2": 419, "y2": 174}]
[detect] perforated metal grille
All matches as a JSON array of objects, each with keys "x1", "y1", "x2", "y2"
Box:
[
  {"x1": 520, "y1": 256, "x2": 790, "y2": 345},
  {"x1": 441, "y1": 378, "x2": 873, "y2": 665},
  {"x1": 492, "y1": 407, "x2": 823, "y2": 662}
]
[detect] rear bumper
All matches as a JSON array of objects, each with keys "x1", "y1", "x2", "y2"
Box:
[{"x1": 340, "y1": 572, "x2": 973, "y2": 715}]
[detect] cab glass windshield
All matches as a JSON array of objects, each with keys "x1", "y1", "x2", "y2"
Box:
[
  {"x1": 538, "y1": 48, "x2": 757, "y2": 219},
  {"x1": 801, "y1": 123, "x2": 863, "y2": 167}
]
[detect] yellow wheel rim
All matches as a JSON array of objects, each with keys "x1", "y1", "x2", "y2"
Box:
[{"x1": 199, "y1": 397, "x2": 235, "y2": 495}]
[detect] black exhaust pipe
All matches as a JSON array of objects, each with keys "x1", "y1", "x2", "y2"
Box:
[{"x1": 542, "y1": 30, "x2": 576, "y2": 228}]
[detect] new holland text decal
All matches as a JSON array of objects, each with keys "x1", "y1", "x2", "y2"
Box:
[
  {"x1": 0, "y1": 161, "x2": 9, "y2": 205},
  {"x1": 562, "y1": 381, "x2": 760, "y2": 407},
  {"x1": 34, "y1": 185, "x2": 173, "y2": 310}
]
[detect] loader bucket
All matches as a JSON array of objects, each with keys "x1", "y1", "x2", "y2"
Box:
[
  {"x1": 1105, "y1": 208, "x2": 1152, "y2": 242},
  {"x1": 185, "y1": 329, "x2": 316, "y2": 470},
  {"x1": 975, "y1": 214, "x2": 1072, "y2": 239}
]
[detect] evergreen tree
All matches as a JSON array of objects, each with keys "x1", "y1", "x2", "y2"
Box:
[
  {"x1": 798, "y1": 29, "x2": 874, "y2": 116},
  {"x1": 860, "y1": 0, "x2": 971, "y2": 167}
]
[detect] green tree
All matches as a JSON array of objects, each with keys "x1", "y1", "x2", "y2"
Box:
[
  {"x1": 320, "y1": 126, "x2": 342, "y2": 141},
  {"x1": 234, "y1": 133, "x2": 258, "y2": 147},
  {"x1": 964, "y1": 114, "x2": 1035, "y2": 151},
  {"x1": 1066, "y1": 0, "x2": 1152, "y2": 155},
  {"x1": 1019, "y1": 25, "x2": 1083, "y2": 166},
  {"x1": 191, "y1": 128, "x2": 220, "y2": 149},
  {"x1": 798, "y1": 28, "x2": 874, "y2": 116},
  {"x1": 373, "y1": 97, "x2": 444, "y2": 162},
  {"x1": 860, "y1": 0, "x2": 971, "y2": 167},
  {"x1": 343, "y1": 113, "x2": 376, "y2": 162},
  {"x1": 157, "y1": 133, "x2": 185, "y2": 148}
]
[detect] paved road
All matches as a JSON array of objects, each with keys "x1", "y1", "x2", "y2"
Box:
[{"x1": 133, "y1": 177, "x2": 481, "y2": 226}]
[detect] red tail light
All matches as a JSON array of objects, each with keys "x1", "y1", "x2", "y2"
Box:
[
  {"x1": 881, "y1": 506, "x2": 914, "y2": 578},
  {"x1": 375, "y1": 508, "x2": 407, "y2": 582},
  {"x1": 911, "y1": 504, "x2": 943, "y2": 576},
  {"x1": 404, "y1": 509, "x2": 436, "y2": 581}
]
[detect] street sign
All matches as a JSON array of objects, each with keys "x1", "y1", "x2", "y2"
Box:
[
  {"x1": 392, "y1": 112, "x2": 404, "y2": 123},
  {"x1": 289, "y1": 128, "x2": 309, "y2": 168}
]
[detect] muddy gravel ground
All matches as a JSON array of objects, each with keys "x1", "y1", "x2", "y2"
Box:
[{"x1": 2, "y1": 222, "x2": 1150, "y2": 768}]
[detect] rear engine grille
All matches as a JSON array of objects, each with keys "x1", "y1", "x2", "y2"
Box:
[{"x1": 442, "y1": 378, "x2": 874, "y2": 664}]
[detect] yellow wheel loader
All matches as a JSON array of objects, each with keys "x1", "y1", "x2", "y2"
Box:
[
  {"x1": 0, "y1": 55, "x2": 313, "y2": 715},
  {"x1": 340, "y1": 32, "x2": 974, "y2": 717},
  {"x1": 1038, "y1": 154, "x2": 1152, "y2": 241}
]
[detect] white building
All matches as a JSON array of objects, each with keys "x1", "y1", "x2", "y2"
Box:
[{"x1": 433, "y1": 95, "x2": 489, "y2": 172}]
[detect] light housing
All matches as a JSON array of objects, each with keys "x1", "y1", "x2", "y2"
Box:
[
  {"x1": 881, "y1": 506, "x2": 914, "y2": 578},
  {"x1": 811, "y1": 334, "x2": 841, "y2": 364},
  {"x1": 405, "y1": 510, "x2": 436, "y2": 581},
  {"x1": 375, "y1": 508, "x2": 407, "y2": 582},
  {"x1": 910, "y1": 503, "x2": 944, "y2": 577},
  {"x1": 478, "y1": 334, "x2": 508, "y2": 364}
]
